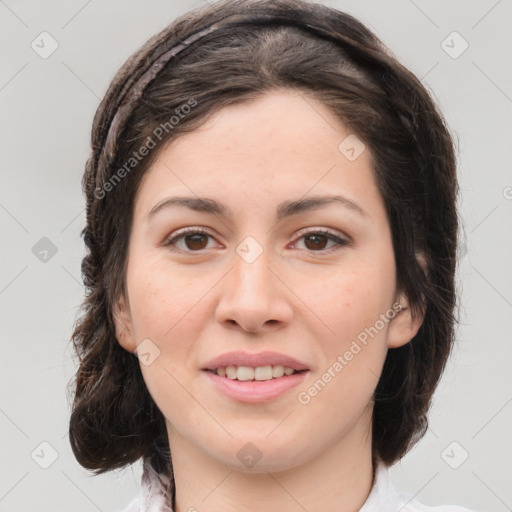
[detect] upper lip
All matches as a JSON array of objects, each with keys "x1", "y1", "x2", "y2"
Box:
[{"x1": 202, "y1": 351, "x2": 310, "y2": 371}]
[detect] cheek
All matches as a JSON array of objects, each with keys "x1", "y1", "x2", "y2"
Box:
[
  {"x1": 126, "y1": 258, "x2": 204, "y2": 341},
  {"x1": 295, "y1": 259, "x2": 396, "y2": 344},
  {"x1": 295, "y1": 266, "x2": 393, "y2": 426},
  {"x1": 127, "y1": 260, "x2": 204, "y2": 415}
]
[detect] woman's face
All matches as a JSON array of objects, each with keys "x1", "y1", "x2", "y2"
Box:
[{"x1": 114, "y1": 89, "x2": 422, "y2": 473}]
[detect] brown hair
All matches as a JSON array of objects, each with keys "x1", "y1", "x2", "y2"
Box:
[{"x1": 68, "y1": 0, "x2": 459, "y2": 481}]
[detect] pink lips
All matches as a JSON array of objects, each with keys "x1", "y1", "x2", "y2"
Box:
[
  {"x1": 201, "y1": 350, "x2": 309, "y2": 372},
  {"x1": 203, "y1": 370, "x2": 309, "y2": 403},
  {"x1": 201, "y1": 350, "x2": 310, "y2": 403}
]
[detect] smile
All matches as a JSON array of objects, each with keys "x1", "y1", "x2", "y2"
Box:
[
  {"x1": 203, "y1": 368, "x2": 309, "y2": 403},
  {"x1": 207, "y1": 365, "x2": 306, "y2": 381}
]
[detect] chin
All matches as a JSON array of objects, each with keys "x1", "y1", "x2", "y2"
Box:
[{"x1": 211, "y1": 438, "x2": 312, "y2": 474}]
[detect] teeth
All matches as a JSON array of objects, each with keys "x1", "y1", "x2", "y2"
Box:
[
  {"x1": 272, "y1": 365, "x2": 285, "y2": 378},
  {"x1": 216, "y1": 365, "x2": 299, "y2": 381}
]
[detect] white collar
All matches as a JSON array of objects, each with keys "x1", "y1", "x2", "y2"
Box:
[
  {"x1": 359, "y1": 462, "x2": 404, "y2": 511},
  {"x1": 138, "y1": 459, "x2": 174, "y2": 512},
  {"x1": 129, "y1": 458, "x2": 471, "y2": 512}
]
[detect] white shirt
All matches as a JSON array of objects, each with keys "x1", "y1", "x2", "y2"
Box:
[{"x1": 122, "y1": 459, "x2": 477, "y2": 512}]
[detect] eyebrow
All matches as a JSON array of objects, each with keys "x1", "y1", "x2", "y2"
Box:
[{"x1": 145, "y1": 194, "x2": 367, "y2": 223}]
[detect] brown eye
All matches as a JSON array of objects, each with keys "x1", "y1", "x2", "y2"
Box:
[
  {"x1": 183, "y1": 233, "x2": 209, "y2": 250},
  {"x1": 163, "y1": 228, "x2": 349, "y2": 254},
  {"x1": 303, "y1": 233, "x2": 329, "y2": 251},
  {"x1": 295, "y1": 229, "x2": 349, "y2": 253},
  {"x1": 163, "y1": 229, "x2": 215, "y2": 252}
]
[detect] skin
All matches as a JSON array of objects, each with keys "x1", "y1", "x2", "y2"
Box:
[{"x1": 113, "y1": 88, "x2": 423, "y2": 512}]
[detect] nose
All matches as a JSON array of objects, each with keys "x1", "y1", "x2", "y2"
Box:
[{"x1": 215, "y1": 244, "x2": 293, "y2": 335}]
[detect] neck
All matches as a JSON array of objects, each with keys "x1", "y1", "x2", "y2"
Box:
[{"x1": 166, "y1": 413, "x2": 375, "y2": 512}]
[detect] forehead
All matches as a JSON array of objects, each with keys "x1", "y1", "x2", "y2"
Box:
[{"x1": 133, "y1": 89, "x2": 381, "y2": 221}]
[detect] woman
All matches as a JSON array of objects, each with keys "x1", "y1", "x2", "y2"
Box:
[{"x1": 68, "y1": 0, "x2": 477, "y2": 510}]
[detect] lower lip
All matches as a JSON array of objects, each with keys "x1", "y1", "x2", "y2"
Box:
[{"x1": 203, "y1": 370, "x2": 309, "y2": 403}]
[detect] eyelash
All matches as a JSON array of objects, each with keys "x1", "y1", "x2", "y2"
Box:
[{"x1": 162, "y1": 227, "x2": 350, "y2": 254}]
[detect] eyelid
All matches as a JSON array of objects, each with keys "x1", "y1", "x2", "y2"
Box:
[
  {"x1": 289, "y1": 227, "x2": 350, "y2": 252},
  {"x1": 293, "y1": 226, "x2": 349, "y2": 242},
  {"x1": 162, "y1": 226, "x2": 218, "y2": 249},
  {"x1": 162, "y1": 226, "x2": 350, "y2": 253}
]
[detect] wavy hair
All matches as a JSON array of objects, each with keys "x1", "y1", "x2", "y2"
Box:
[{"x1": 68, "y1": 0, "x2": 459, "y2": 482}]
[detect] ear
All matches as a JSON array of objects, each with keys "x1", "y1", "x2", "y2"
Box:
[
  {"x1": 387, "y1": 253, "x2": 428, "y2": 349},
  {"x1": 112, "y1": 294, "x2": 137, "y2": 353},
  {"x1": 386, "y1": 294, "x2": 424, "y2": 349}
]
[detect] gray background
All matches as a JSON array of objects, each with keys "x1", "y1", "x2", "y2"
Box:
[{"x1": 1, "y1": 0, "x2": 511, "y2": 511}]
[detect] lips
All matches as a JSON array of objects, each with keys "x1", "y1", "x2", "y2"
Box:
[
  {"x1": 201, "y1": 350, "x2": 310, "y2": 372},
  {"x1": 204, "y1": 369, "x2": 308, "y2": 403}
]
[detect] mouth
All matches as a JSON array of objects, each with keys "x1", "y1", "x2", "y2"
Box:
[
  {"x1": 203, "y1": 366, "x2": 310, "y2": 403},
  {"x1": 204, "y1": 365, "x2": 309, "y2": 381}
]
